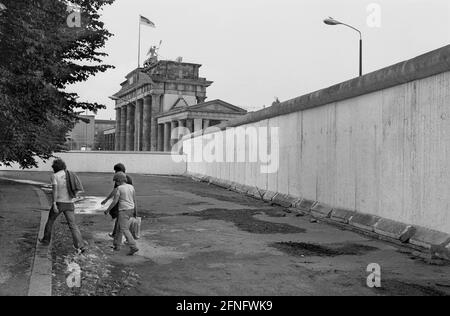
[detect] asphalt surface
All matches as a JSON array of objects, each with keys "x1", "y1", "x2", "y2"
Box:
[
  {"x1": 0, "y1": 171, "x2": 449, "y2": 296},
  {"x1": 0, "y1": 179, "x2": 42, "y2": 296}
]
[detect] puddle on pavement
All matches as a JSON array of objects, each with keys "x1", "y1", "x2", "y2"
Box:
[
  {"x1": 271, "y1": 242, "x2": 379, "y2": 257},
  {"x1": 74, "y1": 196, "x2": 108, "y2": 215},
  {"x1": 135, "y1": 238, "x2": 185, "y2": 264},
  {"x1": 188, "y1": 209, "x2": 306, "y2": 234},
  {"x1": 0, "y1": 177, "x2": 48, "y2": 186},
  {"x1": 161, "y1": 189, "x2": 258, "y2": 211}
]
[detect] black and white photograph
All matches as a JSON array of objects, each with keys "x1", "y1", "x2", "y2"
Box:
[{"x1": 0, "y1": 0, "x2": 450, "y2": 300}]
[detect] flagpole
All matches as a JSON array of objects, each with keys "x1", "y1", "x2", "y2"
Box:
[{"x1": 138, "y1": 15, "x2": 141, "y2": 69}]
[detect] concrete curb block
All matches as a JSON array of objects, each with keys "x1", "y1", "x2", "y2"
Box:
[
  {"x1": 245, "y1": 187, "x2": 257, "y2": 197},
  {"x1": 221, "y1": 180, "x2": 233, "y2": 189},
  {"x1": 271, "y1": 193, "x2": 300, "y2": 208},
  {"x1": 208, "y1": 177, "x2": 220, "y2": 185},
  {"x1": 262, "y1": 191, "x2": 277, "y2": 202},
  {"x1": 293, "y1": 199, "x2": 316, "y2": 213},
  {"x1": 228, "y1": 182, "x2": 239, "y2": 191},
  {"x1": 348, "y1": 213, "x2": 381, "y2": 232},
  {"x1": 310, "y1": 203, "x2": 333, "y2": 219},
  {"x1": 202, "y1": 176, "x2": 211, "y2": 183},
  {"x1": 210, "y1": 178, "x2": 232, "y2": 189},
  {"x1": 233, "y1": 184, "x2": 252, "y2": 194},
  {"x1": 190, "y1": 173, "x2": 209, "y2": 183},
  {"x1": 219, "y1": 180, "x2": 233, "y2": 189},
  {"x1": 330, "y1": 208, "x2": 356, "y2": 224},
  {"x1": 189, "y1": 173, "x2": 204, "y2": 182},
  {"x1": 409, "y1": 227, "x2": 450, "y2": 250},
  {"x1": 373, "y1": 218, "x2": 416, "y2": 242}
]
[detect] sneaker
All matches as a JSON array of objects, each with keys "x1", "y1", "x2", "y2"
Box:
[
  {"x1": 112, "y1": 246, "x2": 121, "y2": 251},
  {"x1": 127, "y1": 248, "x2": 139, "y2": 256},
  {"x1": 39, "y1": 238, "x2": 50, "y2": 246},
  {"x1": 108, "y1": 233, "x2": 115, "y2": 239}
]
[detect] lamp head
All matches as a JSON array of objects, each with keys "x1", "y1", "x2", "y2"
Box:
[{"x1": 323, "y1": 17, "x2": 342, "y2": 25}]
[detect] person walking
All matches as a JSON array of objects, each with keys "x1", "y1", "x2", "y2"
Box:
[
  {"x1": 104, "y1": 172, "x2": 139, "y2": 256},
  {"x1": 101, "y1": 163, "x2": 133, "y2": 239},
  {"x1": 39, "y1": 159, "x2": 87, "y2": 254}
]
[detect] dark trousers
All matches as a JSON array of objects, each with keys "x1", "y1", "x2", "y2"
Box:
[
  {"x1": 42, "y1": 202, "x2": 85, "y2": 249},
  {"x1": 112, "y1": 218, "x2": 119, "y2": 236},
  {"x1": 110, "y1": 203, "x2": 119, "y2": 236}
]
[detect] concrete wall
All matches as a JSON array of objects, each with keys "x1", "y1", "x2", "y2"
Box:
[
  {"x1": 183, "y1": 45, "x2": 450, "y2": 234},
  {"x1": 0, "y1": 152, "x2": 187, "y2": 175}
]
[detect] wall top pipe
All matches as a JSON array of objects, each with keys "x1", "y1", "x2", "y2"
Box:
[{"x1": 188, "y1": 44, "x2": 450, "y2": 138}]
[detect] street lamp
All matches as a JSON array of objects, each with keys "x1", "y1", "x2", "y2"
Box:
[{"x1": 324, "y1": 17, "x2": 362, "y2": 77}]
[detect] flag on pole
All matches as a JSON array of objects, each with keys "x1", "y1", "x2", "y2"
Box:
[{"x1": 140, "y1": 15, "x2": 155, "y2": 28}]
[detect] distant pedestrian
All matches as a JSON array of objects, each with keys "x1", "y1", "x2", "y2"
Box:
[
  {"x1": 39, "y1": 159, "x2": 87, "y2": 254},
  {"x1": 101, "y1": 163, "x2": 133, "y2": 239},
  {"x1": 104, "y1": 172, "x2": 139, "y2": 256}
]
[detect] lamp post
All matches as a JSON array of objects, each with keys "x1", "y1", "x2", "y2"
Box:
[{"x1": 324, "y1": 17, "x2": 362, "y2": 77}]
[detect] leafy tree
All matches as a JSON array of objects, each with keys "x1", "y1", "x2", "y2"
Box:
[{"x1": 0, "y1": 0, "x2": 114, "y2": 168}]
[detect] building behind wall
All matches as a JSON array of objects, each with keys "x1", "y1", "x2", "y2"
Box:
[
  {"x1": 65, "y1": 116, "x2": 116, "y2": 151},
  {"x1": 112, "y1": 58, "x2": 247, "y2": 152},
  {"x1": 94, "y1": 119, "x2": 116, "y2": 150},
  {"x1": 102, "y1": 127, "x2": 116, "y2": 151},
  {"x1": 66, "y1": 115, "x2": 95, "y2": 151}
]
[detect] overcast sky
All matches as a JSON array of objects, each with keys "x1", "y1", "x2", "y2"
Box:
[{"x1": 68, "y1": 0, "x2": 450, "y2": 120}]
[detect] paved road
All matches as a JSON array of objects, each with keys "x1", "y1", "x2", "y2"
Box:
[
  {"x1": 0, "y1": 171, "x2": 449, "y2": 296},
  {"x1": 0, "y1": 179, "x2": 42, "y2": 296}
]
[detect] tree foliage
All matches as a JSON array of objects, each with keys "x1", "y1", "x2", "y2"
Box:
[{"x1": 0, "y1": 0, "x2": 114, "y2": 168}]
